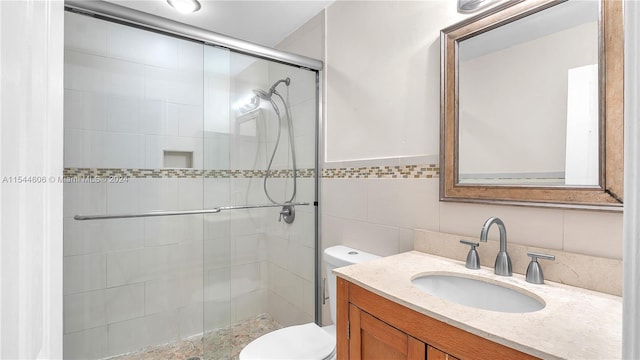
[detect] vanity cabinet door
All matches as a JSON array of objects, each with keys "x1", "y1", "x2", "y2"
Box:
[
  {"x1": 348, "y1": 304, "x2": 426, "y2": 360},
  {"x1": 427, "y1": 346, "x2": 459, "y2": 360}
]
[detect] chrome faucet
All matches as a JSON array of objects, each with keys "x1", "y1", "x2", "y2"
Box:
[{"x1": 479, "y1": 217, "x2": 512, "y2": 276}]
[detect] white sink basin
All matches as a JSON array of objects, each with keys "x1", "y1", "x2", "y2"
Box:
[{"x1": 411, "y1": 273, "x2": 545, "y2": 313}]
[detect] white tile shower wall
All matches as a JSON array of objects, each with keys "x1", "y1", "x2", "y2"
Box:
[
  {"x1": 263, "y1": 62, "x2": 318, "y2": 174},
  {"x1": 64, "y1": 189, "x2": 210, "y2": 356},
  {"x1": 230, "y1": 57, "x2": 269, "y2": 172},
  {"x1": 106, "y1": 311, "x2": 181, "y2": 356},
  {"x1": 63, "y1": 12, "x2": 210, "y2": 359},
  {"x1": 229, "y1": 56, "x2": 317, "y2": 176},
  {"x1": 262, "y1": 197, "x2": 316, "y2": 326},
  {"x1": 64, "y1": 12, "x2": 204, "y2": 171},
  {"x1": 64, "y1": 326, "x2": 109, "y2": 360},
  {"x1": 263, "y1": 12, "x2": 323, "y2": 328},
  {"x1": 227, "y1": 48, "x2": 319, "y2": 327},
  {"x1": 261, "y1": 73, "x2": 317, "y2": 326},
  {"x1": 203, "y1": 47, "x2": 231, "y2": 136},
  {"x1": 64, "y1": 11, "x2": 321, "y2": 357}
]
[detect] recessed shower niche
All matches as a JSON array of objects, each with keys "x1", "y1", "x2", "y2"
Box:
[{"x1": 163, "y1": 151, "x2": 194, "y2": 168}]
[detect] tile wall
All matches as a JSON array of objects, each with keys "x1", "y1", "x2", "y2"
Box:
[
  {"x1": 229, "y1": 54, "x2": 317, "y2": 327},
  {"x1": 63, "y1": 12, "x2": 212, "y2": 359},
  {"x1": 319, "y1": 157, "x2": 623, "y2": 325}
]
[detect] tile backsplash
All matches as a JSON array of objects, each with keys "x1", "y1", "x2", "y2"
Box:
[{"x1": 414, "y1": 230, "x2": 622, "y2": 296}]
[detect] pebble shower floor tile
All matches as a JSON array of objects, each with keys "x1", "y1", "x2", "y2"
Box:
[{"x1": 110, "y1": 313, "x2": 282, "y2": 360}]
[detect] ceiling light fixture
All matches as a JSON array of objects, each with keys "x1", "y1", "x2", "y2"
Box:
[
  {"x1": 457, "y1": 0, "x2": 499, "y2": 13},
  {"x1": 167, "y1": 0, "x2": 201, "y2": 14}
]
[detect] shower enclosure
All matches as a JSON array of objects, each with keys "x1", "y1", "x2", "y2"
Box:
[{"x1": 62, "y1": 3, "x2": 320, "y2": 359}]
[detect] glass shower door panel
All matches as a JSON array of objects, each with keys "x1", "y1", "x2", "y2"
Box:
[
  {"x1": 202, "y1": 48, "x2": 318, "y2": 359},
  {"x1": 63, "y1": 12, "x2": 207, "y2": 359},
  {"x1": 202, "y1": 44, "x2": 234, "y2": 359}
]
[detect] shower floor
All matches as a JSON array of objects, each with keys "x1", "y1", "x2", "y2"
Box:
[{"x1": 111, "y1": 313, "x2": 282, "y2": 360}]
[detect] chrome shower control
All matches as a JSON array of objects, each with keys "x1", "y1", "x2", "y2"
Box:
[
  {"x1": 526, "y1": 252, "x2": 555, "y2": 284},
  {"x1": 279, "y1": 204, "x2": 295, "y2": 224},
  {"x1": 460, "y1": 240, "x2": 480, "y2": 270}
]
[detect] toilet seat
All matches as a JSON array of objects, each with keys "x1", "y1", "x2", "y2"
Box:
[{"x1": 239, "y1": 322, "x2": 335, "y2": 360}]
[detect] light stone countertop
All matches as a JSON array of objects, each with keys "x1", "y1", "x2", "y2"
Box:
[{"x1": 334, "y1": 251, "x2": 622, "y2": 360}]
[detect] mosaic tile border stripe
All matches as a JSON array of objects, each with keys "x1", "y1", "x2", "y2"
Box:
[
  {"x1": 63, "y1": 168, "x2": 316, "y2": 179},
  {"x1": 63, "y1": 165, "x2": 439, "y2": 180},
  {"x1": 322, "y1": 164, "x2": 439, "y2": 179}
]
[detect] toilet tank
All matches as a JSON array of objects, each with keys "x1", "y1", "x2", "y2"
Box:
[{"x1": 323, "y1": 246, "x2": 380, "y2": 324}]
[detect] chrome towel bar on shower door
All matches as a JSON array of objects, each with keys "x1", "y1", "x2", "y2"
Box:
[{"x1": 74, "y1": 202, "x2": 310, "y2": 221}]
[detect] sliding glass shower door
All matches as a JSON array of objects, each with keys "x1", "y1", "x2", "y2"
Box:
[
  {"x1": 63, "y1": 8, "x2": 318, "y2": 360},
  {"x1": 202, "y1": 48, "x2": 318, "y2": 359}
]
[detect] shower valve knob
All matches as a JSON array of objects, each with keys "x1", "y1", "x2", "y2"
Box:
[
  {"x1": 279, "y1": 205, "x2": 295, "y2": 224},
  {"x1": 278, "y1": 208, "x2": 290, "y2": 222}
]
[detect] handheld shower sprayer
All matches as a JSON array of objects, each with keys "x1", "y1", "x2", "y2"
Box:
[
  {"x1": 268, "y1": 77, "x2": 290, "y2": 94},
  {"x1": 253, "y1": 89, "x2": 270, "y2": 100},
  {"x1": 252, "y1": 77, "x2": 290, "y2": 100},
  {"x1": 251, "y1": 77, "x2": 297, "y2": 217}
]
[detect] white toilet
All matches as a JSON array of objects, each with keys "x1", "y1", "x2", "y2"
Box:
[{"x1": 239, "y1": 245, "x2": 380, "y2": 360}]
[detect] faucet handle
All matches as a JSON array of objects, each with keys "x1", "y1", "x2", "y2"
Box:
[
  {"x1": 278, "y1": 205, "x2": 295, "y2": 224},
  {"x1": 526, "y1": 252, "x2": 555, "y2": 284},
  {"x1": 460, "y1": 240, "x2": 480, "y2": 270}
]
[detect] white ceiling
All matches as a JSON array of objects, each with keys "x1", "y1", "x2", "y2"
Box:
[{"x1": 103, "y1": 0, "x2": 333, "y2": 47}]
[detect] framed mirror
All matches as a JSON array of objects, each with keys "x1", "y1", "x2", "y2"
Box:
[{"x1": 440, "y1": 0, "x2": 623, "y2": 210}]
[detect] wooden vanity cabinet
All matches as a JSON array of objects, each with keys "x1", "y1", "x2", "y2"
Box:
[
  {"x1": 336, "y1": 278, "x2": 539, "y2": 360},
  {"x1": 348, "y1": 303, "x2": 431, "y2": 360}
]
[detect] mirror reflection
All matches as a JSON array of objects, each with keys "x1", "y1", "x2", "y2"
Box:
[
  {"x1": 457, "y1": 0, "x2": 599, "y2": 186},
  {"x1": 440, "y1": 0, "x2": 623, "y2": 209}
]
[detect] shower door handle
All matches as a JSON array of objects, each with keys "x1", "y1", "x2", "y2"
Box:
[
  {"x1": 74, "y1": 208, "x2": 222, "y2": 220},
  {"x1": 74, "y1": 201, "x2": 310, "y2": 221}
]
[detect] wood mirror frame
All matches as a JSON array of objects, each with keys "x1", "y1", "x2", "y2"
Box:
[{"x1": 440, "y1": 0, "x2": 623, "y2": 210}]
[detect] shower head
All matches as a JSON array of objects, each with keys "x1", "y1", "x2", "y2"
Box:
[
  {"x1": 268, "y1": 77, "x2": 290, "y2": 94},
  {"x1": 252, "y1": 77, "x2": 291, "y2": 101},
  {"x1": 253, "y1": 89, "x2": 271, "y2": 100}
]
